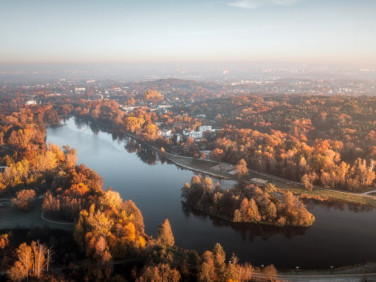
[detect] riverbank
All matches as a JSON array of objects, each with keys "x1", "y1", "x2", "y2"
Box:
[
  {"x1": 273, "y1": 262, "x2": 376, "y2": 281},
  {"x1": 184, "y1": 204, "x2": 314, "y2": 227},
  {"x1": 46, "y1": 118, "x2": 376, "y2": 270},
  {"x1": 89, "y1": 119, "x2": 376, "y2": 207},
  {"x1": 162, "y1": 152, "x2": 376, "y2": 207}
]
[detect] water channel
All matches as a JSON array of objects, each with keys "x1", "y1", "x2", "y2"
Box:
[{"x1": 46, "y1": 118, "x2": 376, "y2": 270}]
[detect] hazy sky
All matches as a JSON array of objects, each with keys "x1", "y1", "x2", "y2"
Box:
[{"x1": 1, "y1": 0, "x2": 375, "y2": 64}]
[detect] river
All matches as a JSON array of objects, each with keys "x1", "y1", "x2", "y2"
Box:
[{"x1": 46, "y1": 118, "x2": 376, "y2": 270}]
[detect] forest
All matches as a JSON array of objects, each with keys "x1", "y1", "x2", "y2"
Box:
[
  {"x1": 1, "y1": 88, "x2": 376, "y2": 280},
  {"x1": 49, "y1": 94, "x2": 376, "y2": 193},
  {"x1": 177, "y1": 95, "x2": 376, "y2": 192},
  {"x1": 0, "y1": 98, "x2": 278, "y2": 280}
]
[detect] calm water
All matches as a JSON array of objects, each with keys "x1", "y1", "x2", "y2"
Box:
[{"x1": 47, "y1": 118, "x2": 376, "y2": 270}]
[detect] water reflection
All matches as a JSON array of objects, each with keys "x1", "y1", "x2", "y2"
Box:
[
  {"x1": 125, "y1": 138, "x2": 139, "y2": 154},
  {"x1": 305, "y1": 199, "x2": 374, "y2": 213},
  {"x1": 47, "y1": 117, "x2": 376, "y2": 269},
  {"x1": 181, "y1": 202, "x2": 308, "y2": 242},
  {"x1": 136, "y1": 148, "x2": 158, "y2": 166}
]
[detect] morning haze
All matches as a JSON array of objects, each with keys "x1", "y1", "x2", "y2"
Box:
[
  {"x1": 1, "y1": 0, "x2": 376, "y2": 281},
  {"x1": 1, "y1": 0, "x2": 376, "y2": 64}
]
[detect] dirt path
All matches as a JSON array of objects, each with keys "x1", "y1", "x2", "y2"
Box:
[{"x1": 361, "y1": 189, "x2": 376, "y2": 195}]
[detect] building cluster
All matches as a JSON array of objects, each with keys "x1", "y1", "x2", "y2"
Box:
[
  {"x1": 159, "y1": 125, "x2": 216, "y2": 143},
  {"x1": 183, "y1": 125, "x2": 215, "y2": 139},
  {"x1": 230, "y1": 79, "x2": 376, "y2": 96}
]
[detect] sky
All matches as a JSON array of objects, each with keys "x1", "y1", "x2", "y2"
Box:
[{"x1": 0, "y1": 0, "x2": 376, "y2": 65}]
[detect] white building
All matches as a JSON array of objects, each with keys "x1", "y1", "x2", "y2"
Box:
[
  {"x1": 176, "y1": 134, "x2": 182, "y2": 143},
  {"x1": 121, "y1": 106, "x2": 137, "y2": 112},
  {"x1": 160, "y1": 129, "x2": 172, "y2": 138},
  {"x1": 74, "y1": 87, "x2": 86, "y2": 92},
  {"x1": 25, "y1": 100, "x2": 37, "y2": 106},
  {"x1": 183, "y1": 129, "x2": 202, "y2": 139},
  {"x1": 198, "y1": 125, "x2": 212, "y2": 132}
]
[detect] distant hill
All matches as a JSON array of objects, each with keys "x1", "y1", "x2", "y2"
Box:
[{"x1": 127, "y1": 78, "x2": 225, "y2": 94}]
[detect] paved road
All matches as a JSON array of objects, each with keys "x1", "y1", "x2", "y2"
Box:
[
  {"x1": 252, "y1": 272, "x2": 376, "y2": 281},
  {"x1": 40, "y1": 210, "x2": 74, "y2": 226},
  {"x1": 0, "y1": 198, "x2": 11, "y2": 207}
]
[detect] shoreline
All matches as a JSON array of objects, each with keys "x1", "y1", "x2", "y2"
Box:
[
  {"x1": 65, "y1": 117, "x2": 376, "y2": 207},
  {"x1": 184, "y1": 204, "x2": 314, "y2": 227},
  {"x1": 42, "y1": 119, "x2": 376, "y2": 274}
]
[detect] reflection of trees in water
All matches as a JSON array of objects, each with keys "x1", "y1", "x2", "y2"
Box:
[
  {"x1": 125, "y1": 139, "x2": 159, "y2": 166},
  {"x1": 181, "y1": 202, "x2": 308, "y2": 242},
  {"x1": 74, "y1": 117, "x2": 87, "y2": 130},
  {"x1": 304, "y1": 199, "x2": 374, "y2": 213},
  {"x1": 74, "y1": 117, "x2": 100, "y2": 135},
  {"x1": 89, "y1": 122, "x2": 100, "y2": 135},
  {"x1": 125, "y1": 138, "x2": 140, "y2": 154},
  {"x1": 136, "y1": 148, "x2": 158, "y2": 166},
  {"x1": 74, "y1": 117, "x2": 126, "y2": 141},
  {"x1": 73, "y1": 118, "x2": 160, "y2": 166}
]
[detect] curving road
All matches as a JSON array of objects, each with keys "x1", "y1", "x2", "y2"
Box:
[{"x1": 252, "y1": 272, "x2": 376, "y2": 281}]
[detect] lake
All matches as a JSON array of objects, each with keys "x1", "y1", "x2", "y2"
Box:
[{"x1": 46, "y1": 118, "x2": 376, "y2": 270}]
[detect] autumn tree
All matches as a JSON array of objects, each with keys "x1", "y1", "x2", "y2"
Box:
[
  {"x1": 235, "y1": 159, "x2": 248, "y2": 177},
  {"x1": 30, "y1": 241, "x2": 48, "y2": 278},
  {"x1": 140, "y1": 263, "x2": 180, "y2": 282},
  {"x1": 200, "y1": 151, "x2": 207, "y2": 159},
  {"x1": 213, "y1": 243, "x2": 226, "y2": 277},
  {"x1": 0, "y1": 233, "x2": 9, "y2": 249},
  {"x1": 198, "y1": 251, "x2": 217, "y2": 282},
  {"x1": 124, "y1": 116, "x2": 145, "y2": 133},
  {"x1": 142, "y1": 123, "x2": 160, "y2": 141},
  {"x1": 11, "y1": 189, "x2": 36, "y2": 211},
  {"x1": 7, "y1": 243, "x2": 32, "y2": 281},
  {"x1": 203, "y1": 177, "x2": 213, "y2": 190},
  {"x1": 74, "y1": 201, "x2": 146, "y2": 261},
  {"x1": 225, "y1": 254, "x2": 253, "y2": 281},
  {"x1": 263, "y1": 264, "x2": 278, "y2": 281},
  {"x1": 301, "y1": 173, "x2": 317, "y2": 192},
  {"x1": 210, "y1": 148, "x2": 224, "y2": 163},
  {"x1": 7, "y1": 241, "x2": 51, "y2": 281},
  {"x1": 156, "y1": 218, "x2": 175, "y2": 247},
  {"x1": 143, "y1": 90, "x2": 164, "y2": 104}
]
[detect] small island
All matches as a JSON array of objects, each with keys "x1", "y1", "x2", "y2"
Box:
[{"x1": 182, "y1": 176, "x2": 315, "y2": 227}]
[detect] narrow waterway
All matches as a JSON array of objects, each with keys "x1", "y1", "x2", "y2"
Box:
[{"x1": 46, "y1": 118, "x2": 376, "y2": 269}]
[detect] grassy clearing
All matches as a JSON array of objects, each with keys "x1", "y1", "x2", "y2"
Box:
[
  {"x1": 286, "y1": 186, "x2": 376, "y2": 206},
  {"x1": 0, "y1": 199, "x2": 73, "y2": 230}
]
